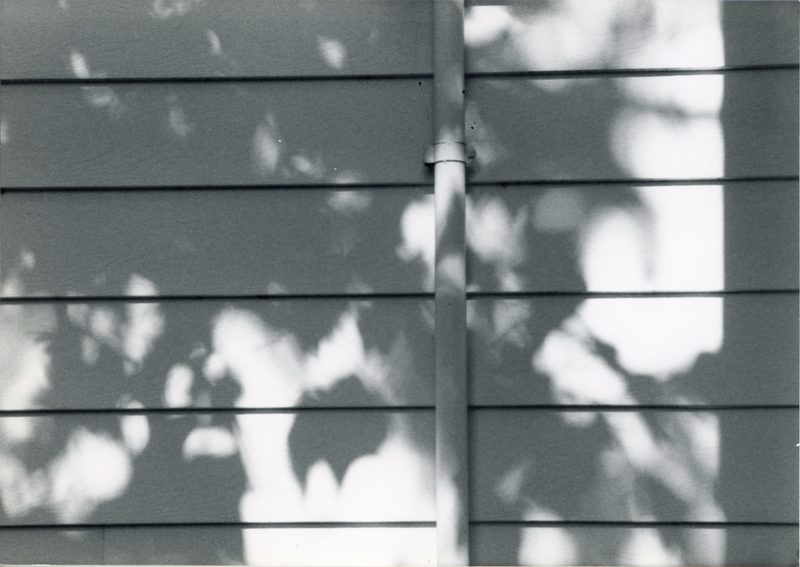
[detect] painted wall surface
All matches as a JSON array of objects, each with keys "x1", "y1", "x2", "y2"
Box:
[{"x1": 0, "y1": 1, "x2": 797, "y2": 565}]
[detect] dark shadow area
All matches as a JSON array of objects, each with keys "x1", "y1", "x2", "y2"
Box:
[
  {"x1": 0, "y1": 190, "x2": 432, "y2": 296},
  {"x1": 1, "y1": 0, "x2": 432, "y2": 80},
  {"x1": 0, "y1": 79, "x2": 432, "y2": 188},
  {"x1": 719, "y1": 4, "x2": 800, "y2": 565},
  {"x1": 290, "y1": 377, "x2": 389, "y2": 487}
]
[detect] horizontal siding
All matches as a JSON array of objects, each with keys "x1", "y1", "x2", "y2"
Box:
[
  {"x1": 0, "y1": 298, "x2": 434, "y2": 410},
  {"x1": 469, "y1": 295, "x2": 798, "y2": 407},
  {"x1": 471, "y1": 524, "x2": 799, "y2": 567},
  {"x1": 466, "y1": 0, "x2": 799, "y2": 74},
  {"x1": 4, "y1": 524, "x2": 795, "y2": 566},
  {"x1": 0, "y1": 80, "x2": 432, "y2": 188},
  {"x1": 4, "y1": 72, "x2": 795, "y2": 189},
  {"x1": 467, "y1": 70, "x2": 798, "y2": 181},
  {"x1": 0, "y1": 526, "x2": 437, "y2": 565},
  {"x1": 4, "y1": 1, "x2": 797, "y2": 81},
  {"x1": 467, "y1": 182, "x2": 798, "y2": 292},
  {"x1": 470, "y1": 408, "x2": 798, "y2": 523},
  {"x1": 0, "y1": 528, "x2": 104, "y2": 564},
  {"x1": 0, "y1": 411, "x2": 435, "y2": 525},
  {"x1": 0, "y1": 0, "x2": 433, "y2": 80},
  {"x1": 0, "y1": 189, "x2": 434, "y2": 296},
  {"x1": 107, "y1": 526, "x2": 436, "y2": 566}
]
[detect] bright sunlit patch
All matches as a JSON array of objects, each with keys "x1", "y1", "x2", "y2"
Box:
[
  {"x1": 167, "y1": 97, "x2": 193, "y2": 138},
  {"x1": 578, "y1": 298, "x2": 723, "y2": 378},
  {"x1": 183, "y1": 426, "x2": 238, "y2": 460},
  {"x1": 684, "y1": 412, "x2": 721, "y2": 480},
  {"x1": 291, "y1": 154, "x2": 325, "y2": 179},
  {"x1": 71, "y1": 51, "x2": 125, "y2": 117},
  {"x1": 303, "y1": 460, "x2": 339, "y2": 519},
  {"x1": 636, "y1": 185, "x2": 724, "y2": 291},
  {"x1": 304, "y1": 311, "x2": 365, "y2": 392},
  {"x1": 123, "y1": 275, "x2": 164, "y2": 372},
  {"x1": 511, "y1": 1, "x2": 619, "y2": 71},
  {"x1": 517, "y1": 508, "x2": 578, "y2": 566},
  {"x1": 467, "y1": 196, "x2": 527, "y2": 291},
  {"x1": 252, "y1": 114, "x2": 283, "y2": 175},
  {"x1": 464, "y1": 6, "x2": 513, "y2": 47},
  {"x1": 211, "y1": 308, "x2": 304, "y2": 406},
  {"x1": 206, "y1": 29, "x2": 222, "y2": 55},
  {"x1": 619, "y1": 74, "x2": 724, "y2": 116},
  {"x1": 80, "y1": 336, "x2": 100, "y2": 366},
  {"x1": 81, "y1": 85, "x2": 124, "y2": 117},
  {"x1": 238, "y1": 413, "x2": 303, "y2": 522},
  {"x1": 397, "y1": 196, "x2": 435, "y2": 287},
  {"x1": 0, "y1": 458, "x2": 48, "y2": 518},
  {"x1": 0, "y1": 415, "x2": 38, "y2": 447},
  {"x1": 619, "y1": 0, "x2": 723, "y2": 69},
  {"x1": 533, "y1": 319, "x2": 630, "y2": 406},
  {"x1": 89, "y1": 307, "x2": 116, "y2": 341},
  {"x1": 467, "y1": 0, "x2": 723, "y2": 73},
  {"x1": 467, "y1": 0, "x2": 621, "y2": 72},
  {"x1": 237, "y1": 413, "x2": 434, "y2": 523},
  {"x1": 119, "y1": 400, "x2": 149, "y2": 456},
  {"x1": 0, "y1": 306, "x2": 53, "y2": 416},
  {"x1": 165, "y1": 363, "x2": 195, "y2": 407},
  {"x1": 317, "y1": 37, "x2": 347, "y2": 70},
  {"x1": 69, "y1": 50, "x2": 91, "y2": 79},
  {"x1": 612, "y1": 109, "x2": 724, "y2": 179},
  {"x1": 243, "y1": 527, "x2": 436, "y2": 566},
  {"x1": 49, "y1": 429, "x2": 132, "y2": 523},
  {"x1": 326, "y1": 191, "x2": 372, "y2": 215},
  {"x1": 579, "y1": 207, "x2": 650, "y2": 291},
  {"x1": 337, "y1": 421, "x2": 435, "y2": 521},
  {"x1": 468, "y1": 197, "x2": 526, "y2": 265},
  {"x1": 618, "y1": 527, "x2": 681, "y2": 566}
]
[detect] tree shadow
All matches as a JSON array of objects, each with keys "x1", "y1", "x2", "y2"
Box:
[
  {"x1": 465, "y1": 1, "x2": 797, "y2": 565},
  {"x1": 0, "y1": 2, "x2": 436, "y2": 564}
]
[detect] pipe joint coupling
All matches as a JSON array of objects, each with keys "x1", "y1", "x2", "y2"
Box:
[{"x1": 424, "y1": 142, "x2": 476, "y2": 165}]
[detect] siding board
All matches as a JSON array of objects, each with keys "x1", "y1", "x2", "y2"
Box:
[
  {"x1": 4, "y1": 1, "x2": 796, "y2": 81},
  {"x1": 465, "y1": 0, "x2": 799, "y2": 74},
  {"x1": 0, "y1": 528, "x2": 104, "y2": 564},
  {"x1": 0, "y1": 299, "x2": 435, "y2": 410},
  {"x1": 5, "y1": 524, "x2": 794, "y2": 566},
  {"x1": 469, "y1": 295, "x2": 799, "y2": 407},
  {"x1": 104, "y1": 526, "x2": 437, "y2": 566},
  {"x1": 3, "y1": 73, "x2": 794, "y2": 188},
  {"x1": 0, "y1": 411, "x2": 435, "y2": 525},
  {"x1": 466, "y1": 70, "x2": 798, "y2": 182},
  {"x1": 0, "y1": 80, "x2": 432, "y2": 188},
  {"x1": 470, "y1": 408, "x2": 798, "y2": 523},
  {"x1": 0, "y1": 526, "x2": 437, "y2": 565},
  {"x1": 466, "y1": 182, "x2": 798, "y2": 293},
  {"x1": 0, "y1": 0, "x2": 433, "y2": 80},
  {"x1": 471, "y1": 524, "x2": 800, "y2": 567},
  {"x1": 0, "y1": 190, "x2": 434, "y2": 297}
]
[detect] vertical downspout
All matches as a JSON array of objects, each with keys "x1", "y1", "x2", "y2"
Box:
[{"x1": 429, "y1": 0, "x2": 468, "y2": 564}]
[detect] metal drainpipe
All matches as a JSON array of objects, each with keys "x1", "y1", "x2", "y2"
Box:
[{"x1": 426, "y1": 0, "x2": 469, "y2": 564}]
